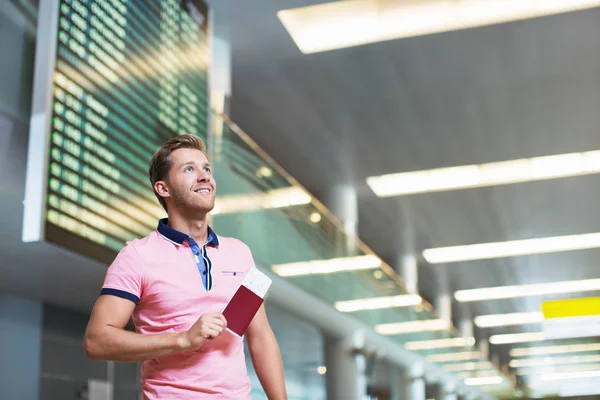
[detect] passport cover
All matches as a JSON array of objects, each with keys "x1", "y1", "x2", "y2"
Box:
[{"x1": 222, "y1": 267, "x2": 272, "y2": 337}]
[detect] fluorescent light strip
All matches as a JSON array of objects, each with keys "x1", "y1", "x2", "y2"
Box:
[
  {"x1": 427, "y1": 351, "x2": 481, "y2": 363},
  {"x1": 511, "y1": 343, "x2": 600, "y2": 358},
  {"x1": 278, "y1": 0, "x2": 600, "y2": 54},
  {"x1": 212, "y1": 187, "x2": 311, "y2": 215},
  {"x1": 489, "y1": 332, "x2": 545, "y2": 345},
  {"x1": 464, "y1": 376, "x2": 503, "y2": 386},
  {"x1": 404, "y1": 337, "x2": 475, "y2": 351},
  {"x1": 515, "y1": 363, "x2": 600, "y2": 376},
  {"x1": 542, "y1": 369, "x2": 600, "y2": 381},
  {"x1": 366, "y1": 149, "x2": 600, "y2": 198},
  {"x1": 424, "y1": 232, "x2": 600, "y2": 264},
  {"x1": 474, "y1": 312, "x2": 544, "y2": 328},
  {"x1": 455, "y1": 278, "x2": 600, "y2": 302},
  {"x1": 272, "y1": 254, "x2": 381, "y2": 277},
  {"x1": 334, "y1": 294, "x2": 422, "y2": 313},
  {"x1": 375, "y1": 319, "x2": 451, "y2": 335},
  {"x1": 456, "y1": 370, "x2": 500, "y2": 380},
  {"x1": 511, "y1": 354, "x2": 600, "y2": 368},
  {"x1": 444, "y1": 361, "x2": 493, "y2": 372}
]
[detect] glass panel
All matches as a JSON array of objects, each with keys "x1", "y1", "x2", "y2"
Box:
[{"x1": 210, "y1": 112, "x2": 511, "y2": 395}]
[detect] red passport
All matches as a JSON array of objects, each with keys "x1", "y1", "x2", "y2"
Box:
[{"x1": 222, "y1": 267, "x2": 272, "y2": 337}]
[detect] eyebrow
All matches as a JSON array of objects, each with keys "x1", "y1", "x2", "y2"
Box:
[{"x1": 179, "y1": 161, "x2": 212, "y2": 169}]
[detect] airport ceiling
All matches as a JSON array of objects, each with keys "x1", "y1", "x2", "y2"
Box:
[
  {"x1": 2, "y1": 1, "x2": 600, "y2": 396},
  {"x1": 209, "y1": 0, "x2": 600, "y2": 379}
]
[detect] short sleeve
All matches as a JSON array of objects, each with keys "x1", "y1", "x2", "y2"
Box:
[
  {"x1": 241, "y1": 242, "x2": 257, "y2": 273},
  {"x1": 100, "y1": 244, "x2": 143, "y2": 304}
]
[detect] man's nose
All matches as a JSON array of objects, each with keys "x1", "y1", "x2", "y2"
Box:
[{"x1": 197, "y1": 171, "x2": 210, "y2": 181}]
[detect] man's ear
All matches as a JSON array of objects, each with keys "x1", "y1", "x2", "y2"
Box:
[{"x1": 154, "y1": 181, "x2": 170, "y2": 198}]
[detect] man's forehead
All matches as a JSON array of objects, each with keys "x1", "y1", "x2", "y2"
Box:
[{"x1": 172, "y1": 148, "x2": 209, "y2": 164}]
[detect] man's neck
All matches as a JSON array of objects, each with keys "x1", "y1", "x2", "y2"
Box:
[{"x1": 167, "y1": 211, "x2": 209, "y2": 244}]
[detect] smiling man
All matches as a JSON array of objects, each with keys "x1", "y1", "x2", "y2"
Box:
[{"x1": 84, "y1": 134, "x2": 287, "y2": 399}]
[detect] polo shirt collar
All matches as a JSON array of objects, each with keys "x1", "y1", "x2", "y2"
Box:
[{"x1": 157, "y1": 218, "x2": 219, "y2": 247}]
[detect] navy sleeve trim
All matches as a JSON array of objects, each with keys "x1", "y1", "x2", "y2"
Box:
[{"x1": 100, "y1": 288, "x2": 140, "y2": 304}]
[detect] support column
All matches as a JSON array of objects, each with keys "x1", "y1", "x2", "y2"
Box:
[
  {"x1": 439, "y1": 382, "x2": 458, "y2": 400},
  {"x1": 399, "y1": 254, "x2": 418, "y2": 295},
  {"x1": 0, "y1": 294, "x2": 43, "y2": 399},
  {"x1": 325, "y1": 184, "x2": 359, "y2": 255},
  {"x1": 324, "y1": 332, "x2": 367, "y2": 400},
  {"x1": 389, "y1": 364, "x2": 402, "y2": 400},
  {"x1": 209, "y1": 36, "x2": 232, "y2": 164},
  {"x1": 396, "y1": 201, "x2": 418, "y2": 295},
  {"x1": 459, "y1": 319, "x2": 474, "y2": 343},
  {"x1": 406, "y1": 375, "x2": 426, "y2": 400},
  {"x1": 400, "y1": 364, "x2": 426, "y2": 400},
  {"x1": 435, "y1": 293, "x2": 452, "y2": 326}
]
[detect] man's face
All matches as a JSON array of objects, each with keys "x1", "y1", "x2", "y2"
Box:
[{"x1": 162, "y1": 148, "x2": 216, "y2": 215}]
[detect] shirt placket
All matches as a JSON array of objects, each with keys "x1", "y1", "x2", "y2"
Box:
[{"x1": 187, "y1": 238, "x2": 212, "y2": 291}]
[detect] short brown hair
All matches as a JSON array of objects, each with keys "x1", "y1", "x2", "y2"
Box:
[{"x1": 149, "y1": 134, "x2": 208, "y2": 211}]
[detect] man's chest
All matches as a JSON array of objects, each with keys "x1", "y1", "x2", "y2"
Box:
[{"x1": 138, "y1": 248, "x2": 250, "y2": 315}]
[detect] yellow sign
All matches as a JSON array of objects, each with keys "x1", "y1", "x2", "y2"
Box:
[{"x1": 542, "y1": 297, "x2": 600, "y2": 319}]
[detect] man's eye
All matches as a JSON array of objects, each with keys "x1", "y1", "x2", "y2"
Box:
[
  {"x1": 185, "y1": 166, "x2": 193, "y2": 172},
  {"x1": 204, "y1": 167, "x2": 211, "y2": 173}
]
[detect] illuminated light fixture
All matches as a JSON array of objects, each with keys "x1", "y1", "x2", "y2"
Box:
[
  {"x1": 456, "y1": 370, "x2": 499, "y2": 380},
  {"x1": 256, "y1": 166, "x2": 273, "y2": 178},
  {"x1": 455, "y1": 278, "x2": 600, "y2": 302},
  {"x1": 541, "y1": 369, "x2": 600, "y2": 381},
  {"x1": 309, "y1": 212, "x2": 322, "y2": 223},
  {"x1": 489, "y1": 332, "x2": 545, "y2": 345},
  {"x1": 443, "y1": 361, "x2": 493, "y2": 372},
  {"x1": 474, "y1": 312, "x2": 544, "y2": 328},
  {"x1": 426, "y1": 351, "x2": 481, "y2": 363},
  {"x1": 515, "y1": 363, "x2": 600, "y2": 376},
  {"x1": 423, "y1": 232, "x2": 600, "y2": 264},
  {"x1": 510, "y1": 354, "x2": 600, "y2": 368},
  {"x1": 404, "y1": 337, "x2": 475, "y2": 351},
  {"x1": 334, "y1": 294, "x2": 422, "y2": 313},
  {"x1": 375, "y1": 319, "x2": 451, "y2": 335},
  {"x1": 511, "y1": 343, "x2": 600, "y2": 358},
  {"x1": 317, "y1": 366, "x2": 327, "y2": 375},
  {"x1": 272, "y1": 254, "x2": 382, "y2": 277},
  {"x1": 212, "y1": 187, "x2": 311, "y2": 215},
  {"x1": 366, "y1": 149, "x2": 600, "y2": 198},
  {"x1": 278, "y1": 0, "x2": 600, "y2": 54},
  {"x1": 464, "y1": 376, "x2": 503, "y2": 386}
]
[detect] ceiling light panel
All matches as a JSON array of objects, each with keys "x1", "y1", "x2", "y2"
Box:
[
  {"x1": 455, "y1": 278, "x2": 600, "y2": 302},
  {"x1": 424, "y1": 232, "x2": 600, "y2": 264},
  {"x1": 488, "y1": 332, "x2": 545, "y2": 345},
  {"x1": 511, "y1": 343, "x2": 600, "y2": 357},
  {"x1": 279, "y1": 0, "x2": 600, "y2": 54},
  {"x1": 334, "y1": 294, "x2": 422, "y2": 312}
]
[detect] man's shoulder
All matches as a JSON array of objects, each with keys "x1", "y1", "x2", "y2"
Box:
[{"x1": 120, "y1": 231, "x2": 161, "y2": 255}]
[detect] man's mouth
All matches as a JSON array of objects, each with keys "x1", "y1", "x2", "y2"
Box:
[{"x1": 194, "y1": 188, "x2": 211, "y2": 194}]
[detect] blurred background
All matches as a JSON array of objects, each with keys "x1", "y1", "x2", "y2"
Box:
[{"x1": 2, "y1": 0, "x2": 600, "y2": 399}]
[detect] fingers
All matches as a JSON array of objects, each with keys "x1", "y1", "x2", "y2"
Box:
[{"x1": 201, "y1": 313, "x2": 227, "y2": 328}]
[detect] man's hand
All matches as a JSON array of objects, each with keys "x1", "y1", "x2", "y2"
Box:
[{"x1": 181, "y1": 313, "x2": 227, "y2": 350}]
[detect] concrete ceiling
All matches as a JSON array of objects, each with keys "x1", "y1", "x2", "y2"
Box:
[
  {"x1": 3, "y1": 0, "x2": 600, "y2": 396},
  {"x1": 209, "y1": 0, "x2": 600, "y2": 386}
]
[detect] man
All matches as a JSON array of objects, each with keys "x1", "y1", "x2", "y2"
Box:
[{"x1": 84, "y1": 134, "x2": 287, "y2": 399}]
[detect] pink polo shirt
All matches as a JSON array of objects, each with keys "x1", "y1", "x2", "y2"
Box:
[{"x1": 100, "y1": 219, "x2": 254, "y2": 399}]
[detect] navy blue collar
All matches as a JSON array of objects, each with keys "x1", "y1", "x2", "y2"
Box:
[{"x1": 157, "y1": 218, "x2": 219, "y2": 247}]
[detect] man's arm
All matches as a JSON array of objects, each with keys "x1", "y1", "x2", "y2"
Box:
[
  {"x1": 246, "y1": 305, "x2": 287, "y2": 400},
  {"x1": 84, "y1": 295, "x2": 226, "y2": 362}
]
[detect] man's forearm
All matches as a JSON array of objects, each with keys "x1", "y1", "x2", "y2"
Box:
[
  {"x1": 249, "y1": 332, "x2": 287, "y2": 400},
  {"x1": 84, "y1": 325, "x2": 194, "y2": 362}
]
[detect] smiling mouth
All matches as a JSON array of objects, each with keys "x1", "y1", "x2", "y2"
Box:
[{"x1": 194, "y1": 189, "x2": 211, "y2": 194}]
